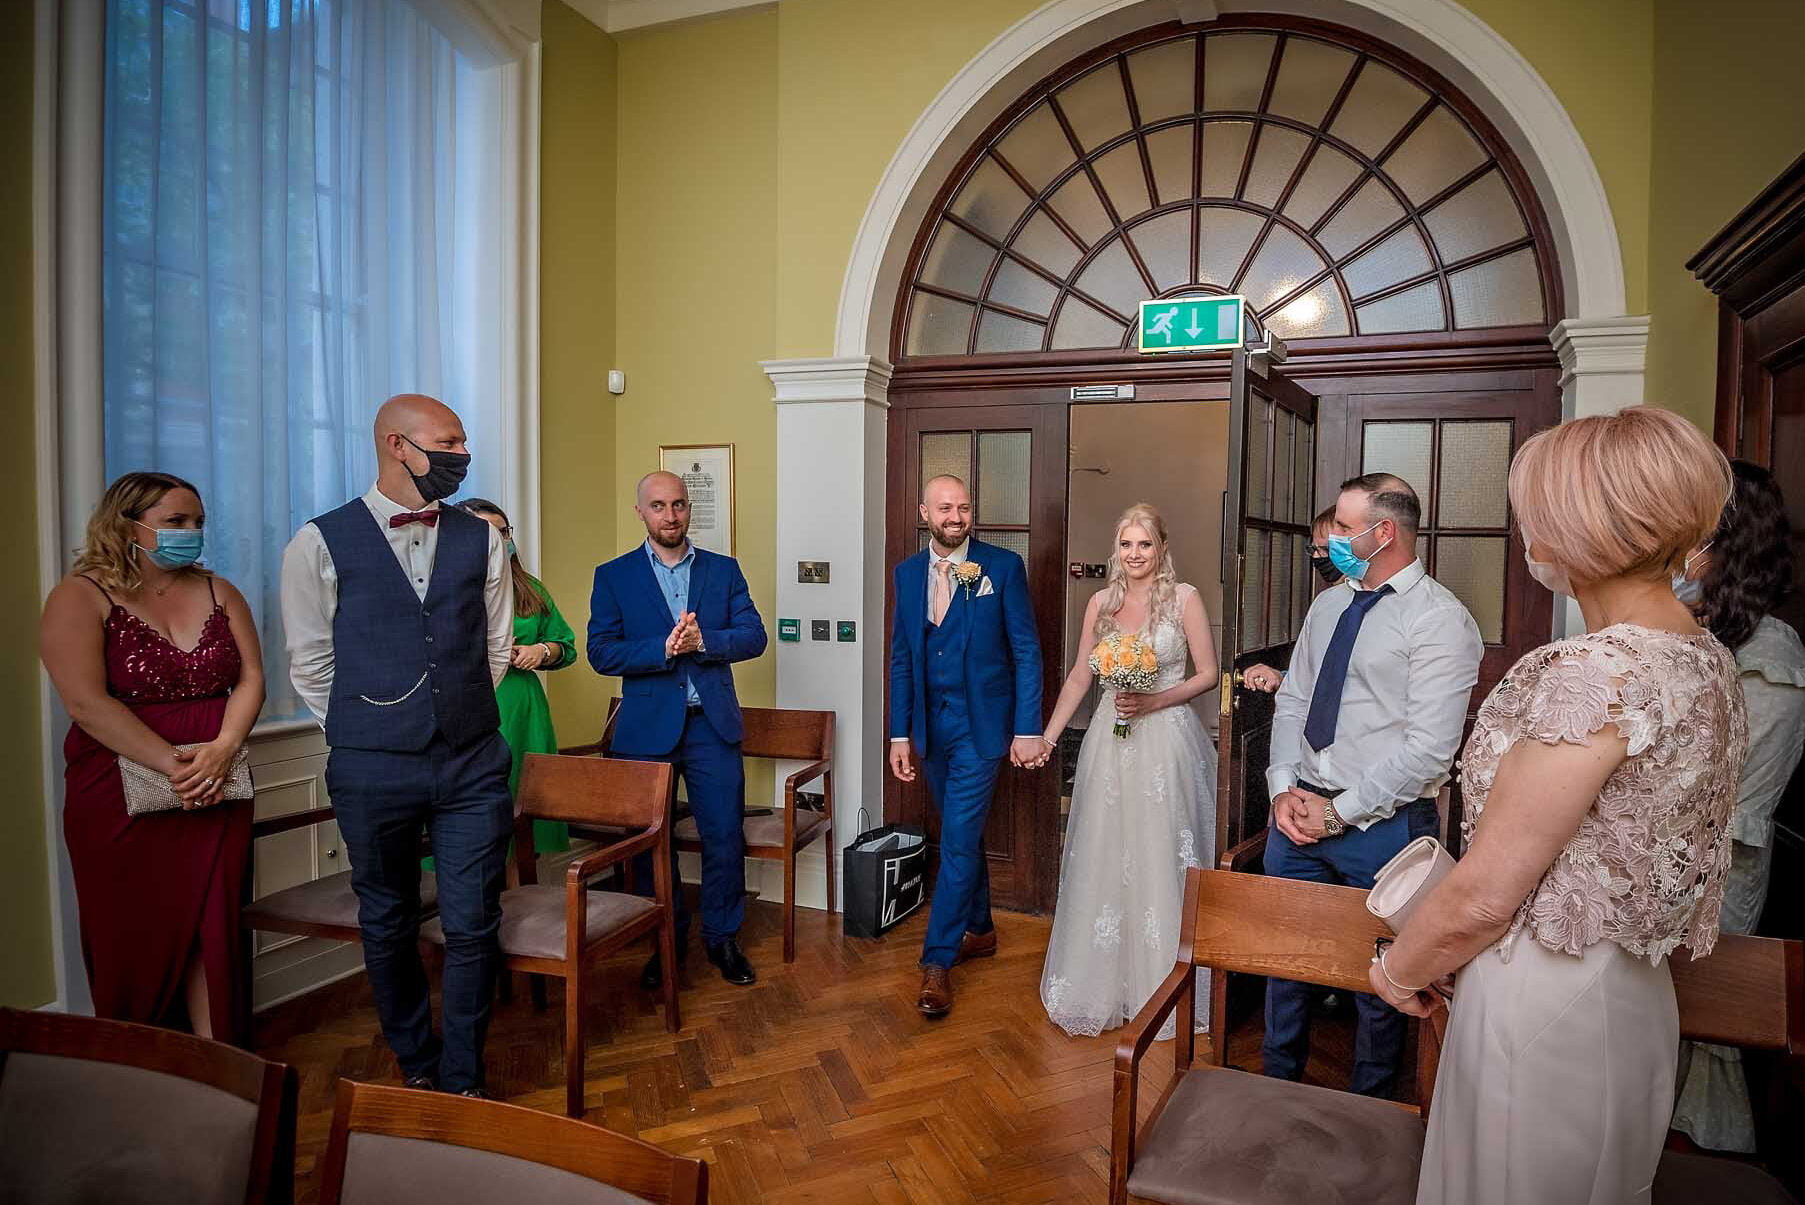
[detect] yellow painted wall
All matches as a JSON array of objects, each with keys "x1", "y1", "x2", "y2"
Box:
[
  {"x1": 1645, "y1": 0, "x2": 1805, "y2": 432},
  {"x1": 608, "y1": 7, "x2": 781, "y2": 711},
  {"x1": 539, "y1": 0, "x2": 622, "y2": 736},
  {"x1": 1, "y1": 0, "x2": 54, "y2": 1008}
]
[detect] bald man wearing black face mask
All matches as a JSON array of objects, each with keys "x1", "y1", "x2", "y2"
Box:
[{"x1": 280, "y1": 393, "x2": 515, "y2": 1098}]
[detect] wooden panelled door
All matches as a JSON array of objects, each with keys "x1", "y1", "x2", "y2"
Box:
[
  {"x1": 884, "y1": 401, "x2": 1067, "y2": 914},
  {"x1": 1216, "y1": 355, "x2": 1319, "y2": 861}
]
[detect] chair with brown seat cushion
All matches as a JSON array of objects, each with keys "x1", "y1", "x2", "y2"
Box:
[
  {"x1": 1113, "y1": 868, "x2": 1805, "y2": 1205},
  {"x1": 242, "y1": 804, "x2": 440, "y2": 945},
  {"x1": 422, "y1": 754, "x2": 679, "y2": 1117},
  {"x1": 318, "y1": 1079, "x2": 706, "y2": 1205},
  {"x1": 0, "y1": 1007, "x2": 296, "y2": 1205}
]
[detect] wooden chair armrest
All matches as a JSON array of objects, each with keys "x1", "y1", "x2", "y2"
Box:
[
  {"x1": 252, "y1": 806, "x2": 337, "y2": 839},
  {"x1": 563, "y1": 829, "x2": 660, "y2": 888},
  {"x1": 783, "y1": 760, "x2": 831, "y2": 799},
  {"x1": 557, "y1": 741, "x2": 605, "y2": 758},
  {"x1": 1218, "y1": 829, "x2": 1267, "y2": 873},
  {"x1": 1112, "y1": 958, "x2": 1199, "y2": 1202}
]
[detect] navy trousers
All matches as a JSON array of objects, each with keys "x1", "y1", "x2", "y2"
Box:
[
  {"x1": 1261, "y1": 796, "x2": 1440, "y2": 1098},
  {"x1": 327, "y1": 732, "x2": 512, "y2": 1093},
  {"x1": 919, "y1": 696, "x2": 1000, "y2": 969},
  {"x1": 629, "y1": 708, "x2": 746, "y2": 948}
]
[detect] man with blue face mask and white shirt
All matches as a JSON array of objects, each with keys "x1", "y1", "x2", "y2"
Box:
[{"x1": 1261, "y1": 472, "x2": 1483, "y2": 1099}]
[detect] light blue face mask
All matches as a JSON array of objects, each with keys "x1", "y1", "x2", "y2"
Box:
[
  {"x1": 1672, "y1": 543, "x2": 1711, "y2": 607},
  {"x1": 134, "y1": 520, "x2": 205, "y2": 570},
  {"x1": 1326, "y1": 521, "x2": 1390, "y2": 582}
]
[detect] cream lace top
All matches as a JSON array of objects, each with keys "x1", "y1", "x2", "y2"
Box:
[{"x1": 1459, "y1": 624, "x2": 1749, "y2": 963}]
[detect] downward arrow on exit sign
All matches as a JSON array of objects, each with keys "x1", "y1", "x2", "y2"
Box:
[{"x1": 1137, "y1": 295, "x2": 1246, "y2": 354}]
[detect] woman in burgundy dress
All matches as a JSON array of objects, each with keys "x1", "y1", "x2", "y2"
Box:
[{"x1": 39, "y1": 472, "x2": 265, "y2": 1043}]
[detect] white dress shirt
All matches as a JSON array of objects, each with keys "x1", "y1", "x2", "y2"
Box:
[
  {"x1": 1266, "y1": 559, "x2": 1483, "y2": 830},
  {"x1": 280, "y1": 483, "x2": 514, "y2": 724}
]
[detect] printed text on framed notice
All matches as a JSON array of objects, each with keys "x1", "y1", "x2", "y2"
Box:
[{"x1": 660, "y1": 444, "x2": 735, "y2": 555}]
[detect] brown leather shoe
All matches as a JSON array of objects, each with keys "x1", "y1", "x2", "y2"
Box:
[
  {"x1": 955, "y1": 929, "x2": 998, "y2": 965},
  {"x1": 917, "y1": 966, "x2": 953, "y2": 1018}
]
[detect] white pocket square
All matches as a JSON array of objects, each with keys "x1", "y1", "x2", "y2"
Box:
[{"x1": 976, "y1": 577, "x2": 995, "y2": 597}]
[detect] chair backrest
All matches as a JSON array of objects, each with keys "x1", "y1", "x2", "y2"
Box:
[
  {"x1": 739, "y1": 707, "x2": 833, "y2": 763},
  {"x1": 1671, "y1": 933, "x2": 1804, "y2": 1052},
  {"x1": 0, "y1": 1007, "x2": 295, "y2": 1205},
  {"x1": 515, "y1": 754, "x2": 674, "y2": 830},
  {"x1": 1188, "y1": 868, "x2": 1390, "y2": 994},
  {"x1": 318, "y1": 1080, "x2": 707, "y2": 1205}
]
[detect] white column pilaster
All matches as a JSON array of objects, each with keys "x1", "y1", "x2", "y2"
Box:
[
  {"x1": 1551, "y1": 315, "x2": 1650, "y2": 419},
  {"x1": 762, "y1": 356, "x2": 892, "y2": 911}
]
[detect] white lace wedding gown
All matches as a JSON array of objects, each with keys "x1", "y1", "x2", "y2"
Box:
[{"x1": 1041, "y1": 584, "x2": 1218, "y2": 1039}]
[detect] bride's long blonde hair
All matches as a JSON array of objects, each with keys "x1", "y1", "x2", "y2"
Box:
[{"x1": 1093, "y1": 503, "x2": 1179, "y2": 638}]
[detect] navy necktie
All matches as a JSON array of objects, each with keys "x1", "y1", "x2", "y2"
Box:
[{"x1": 1304, "y1": 584, "x2": 1394, "y2": 752}]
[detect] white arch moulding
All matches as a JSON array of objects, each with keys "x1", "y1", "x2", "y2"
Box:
[{"x1": 830, "y1": 0, "x2": 1646, "y2": 413}]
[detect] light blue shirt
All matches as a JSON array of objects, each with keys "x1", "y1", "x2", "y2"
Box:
[{"x1": 645, "y1": 538, "x2": 701, "y2": 705}]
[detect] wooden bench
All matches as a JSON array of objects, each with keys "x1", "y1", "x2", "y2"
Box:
[{"x1": 1111, "y1": 867, "x2": 1804, "y2": 1205}]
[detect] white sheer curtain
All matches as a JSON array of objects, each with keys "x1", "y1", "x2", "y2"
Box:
[{"x1": 102, "y1": 0, "x2": 519, "y2": 719}]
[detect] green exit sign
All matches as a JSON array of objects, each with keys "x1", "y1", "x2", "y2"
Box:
[{"x1": 1137, "y1": 295, "x2": 1245, "y2": 354}]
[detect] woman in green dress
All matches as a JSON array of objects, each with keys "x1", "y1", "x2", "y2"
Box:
[{"x1": 460, "y1": 498, "x2": 576, "y2": 854}]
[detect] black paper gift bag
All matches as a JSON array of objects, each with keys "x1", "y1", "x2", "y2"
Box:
[{"x1": 841, "y1": 809, "x2": 927, "y2": 940}]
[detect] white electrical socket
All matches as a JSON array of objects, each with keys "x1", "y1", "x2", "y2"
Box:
[{"x1": 607, "y1": 369, "x2": 625, "y2": 395}]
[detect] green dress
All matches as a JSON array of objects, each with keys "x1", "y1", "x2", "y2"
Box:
[{"x1": 502, "y1": 577, "x2": 578, "y2": 853}]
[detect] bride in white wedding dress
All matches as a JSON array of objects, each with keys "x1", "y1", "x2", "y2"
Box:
[{"x1": 1036, "y1": 503, "x2": 1220, "y2": 1039}]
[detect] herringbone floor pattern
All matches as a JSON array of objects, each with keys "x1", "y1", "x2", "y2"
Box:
[{"x1": 256, "y1": 897, "x2": 1379, "y2": 1203}]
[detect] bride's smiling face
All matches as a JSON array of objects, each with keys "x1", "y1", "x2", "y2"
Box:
[{"x1": 1118, "y1": 524, "x2": 1158, "y2": 582}]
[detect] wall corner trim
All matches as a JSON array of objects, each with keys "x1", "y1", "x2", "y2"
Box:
[
  {"x1": 761, "y1": 356, "x2": 893, "y2": 407},
  {"x1": 1550, "y1": 315, "x2": 1651, "y2": 391}
]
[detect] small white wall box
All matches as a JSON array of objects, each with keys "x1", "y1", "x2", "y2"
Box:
[{"x1": 607, "y1": 370, "x2": 626, "y2": 395}]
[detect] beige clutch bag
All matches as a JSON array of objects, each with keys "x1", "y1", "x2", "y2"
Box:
[
  {"x1": 1366, "y1": 835, "x2": 1455, "y2": 933},
  {"x1": 118, "y1": 744, "x2": 253, "y2": 816}
]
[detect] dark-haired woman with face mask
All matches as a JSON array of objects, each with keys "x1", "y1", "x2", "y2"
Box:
[
  {"x1": 38, "y1": 472, "x2": 266, "y2": 1043},
  {"x1": 1671, "y1": 460, "x2": 1805, "y2": 1154}
]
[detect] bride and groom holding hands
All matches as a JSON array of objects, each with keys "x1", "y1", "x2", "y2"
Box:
[{"x1": 888, "y1": 474, "x2": 1219, "y2": 1029}]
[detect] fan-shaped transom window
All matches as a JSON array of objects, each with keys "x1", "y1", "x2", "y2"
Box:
[{"x1": 900, "y1": 23, "x2": 1557, "y2": 359}]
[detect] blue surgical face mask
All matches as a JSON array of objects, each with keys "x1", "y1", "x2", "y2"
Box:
[
  {"x1": 134, "y1": 520, "x2": 205, "y2": 570},
  {"x1": 506, "y1": 538, "x2": 517, "y2": 560},
  {"x1": 1326, "y1": 521, "x2": 1390, "y2": 582},
  {"x1": 1672, "y1": 543, "x2": 1711, "y2": 607}
]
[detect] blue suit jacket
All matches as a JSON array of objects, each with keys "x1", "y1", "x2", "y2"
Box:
[
  {"x1": 587, "y1": 544, "x2": 767, "y2": 757},
  {"x1": 889, "y1": 539, "x2": 1043, "y2": 760}
]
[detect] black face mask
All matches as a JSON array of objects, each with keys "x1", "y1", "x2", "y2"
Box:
[
  {"x1": 401, "y1": 434, "x2": 471, "y2": 504},
  {"x1": 1310, "y1": 553, "x2": 1342, "y2": 584}
]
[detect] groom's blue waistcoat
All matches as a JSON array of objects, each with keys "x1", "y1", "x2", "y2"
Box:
[{"x1": 888, "y1": 538, "x2": 1043, "y2": 761}]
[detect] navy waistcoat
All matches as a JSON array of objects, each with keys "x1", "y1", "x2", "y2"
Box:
[
  {"x1": 925, "y1": 587, "x2": 968, "y2": 702},
  {"x1": 312, "y1": 500, "x2": 500, "y2": 753}
]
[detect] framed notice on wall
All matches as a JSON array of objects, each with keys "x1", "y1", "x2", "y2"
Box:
[{"x1": 660, "y1": 443, "x2": 736, "y2": 555}]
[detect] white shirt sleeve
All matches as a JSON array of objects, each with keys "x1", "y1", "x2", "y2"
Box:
[
  {"x1": 1266, "y1": 603, "x2": 1319, "y2": 802},
  {"x1": 486, "y1": 524, "x2": 514, "y2": 688},
  {"x1": 280, "y1": 523, "x2": 338, "y2": 725}
]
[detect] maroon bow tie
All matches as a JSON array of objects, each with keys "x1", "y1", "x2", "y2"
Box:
[{"x1": 388, "y1": 510, "x2": 439, "y2": 529}]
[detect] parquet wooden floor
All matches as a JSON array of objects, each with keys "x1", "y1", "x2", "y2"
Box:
[{"x1": 255, "y1": 896, "x2": 1386, "y2": 1203}]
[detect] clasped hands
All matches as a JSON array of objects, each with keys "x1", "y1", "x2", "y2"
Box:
[
  {"x1": 167, "y1": 739, "x2": 237, "y2": 810},
  {"x1": 663, "y1": 611, "x2": 703, "y2": 660},
  {"x1": 888, "y1": 735, "x2": 1053, "y2": 782},
  {"x1": 1271, "y1": 786, "x2": 1338, "y2": 846}
]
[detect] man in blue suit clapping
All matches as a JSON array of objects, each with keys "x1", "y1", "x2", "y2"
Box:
[
  {"x1": 589, "y1": 471, "x2": 767, "y2": 988},
  {"x1": 889, "y1": 474, "x2": 1045, "y2": 1018}
]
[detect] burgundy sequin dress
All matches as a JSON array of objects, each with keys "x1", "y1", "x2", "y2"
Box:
[{"x1": 62, "y1": 576, "x2": 251, "y2": 1044}]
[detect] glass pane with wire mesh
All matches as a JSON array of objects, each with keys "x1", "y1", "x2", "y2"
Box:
[
  {"x1": 1362, "y1": 421, "x2": 1434, "y2": 500},
  {"x1": 1435, "y1": 535, "x2": 1506, "y2": 643},
  {"x1": 1438, "y1": 421, "x2": 1512, "y2": 528},
  {"x1": 1240, "y1": 529, "x2": 1268, "y2": 651},
  {"x1": 977, "y1": 431, "x2": 1033, "y2": 525},
  {"x1": 920, "y1": 432, "x2": 973, "y2": 493},
  {"x1": 1247, "y1": 396, "x2": 1275, "y2": 520}
]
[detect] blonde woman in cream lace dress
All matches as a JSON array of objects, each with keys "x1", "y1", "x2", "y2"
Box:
[
  {"x1": 1372, "y1": 408, "x2": 1747, "y2": 1205},
  {"x1": 1035, "y1": 504, "x2": 1219, "y2": 1039}
]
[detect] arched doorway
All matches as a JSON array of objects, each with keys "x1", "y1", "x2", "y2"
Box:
[{"x1": 883, "y1": 15, "x2": 1560, "y2": 913}]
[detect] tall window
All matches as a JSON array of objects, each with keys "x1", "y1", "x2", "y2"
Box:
[
  {"x1": 900, "y1": 22, "x2": 1557, "y2": 358},
  {"x1": 103, "y1": 0, "x2": 523, "y2": 718}
]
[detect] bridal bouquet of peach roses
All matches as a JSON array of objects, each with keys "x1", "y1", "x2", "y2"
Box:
[{"x1": 1090, "y1": 632, "x2": 1159, "y2": 738}]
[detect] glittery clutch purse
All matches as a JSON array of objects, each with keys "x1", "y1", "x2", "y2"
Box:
[{"x1": 118, "y1": 744, "x2": 253, "y2": 816}]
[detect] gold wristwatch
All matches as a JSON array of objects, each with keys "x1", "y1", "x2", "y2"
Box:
[{"x1": 1322, "y1": 800, "x2": 1347, "y2": 838}]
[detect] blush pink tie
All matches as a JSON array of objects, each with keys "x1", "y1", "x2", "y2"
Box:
[{"x1": 930, "y1": 559, "x2": 953, "y2": 626}]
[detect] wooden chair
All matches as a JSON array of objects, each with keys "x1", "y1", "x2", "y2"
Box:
[
  {"x1": 243, "y1": 805, "x2": 437, "y2": 946},
  {"x1": 317, "y1": 1079, "x2": 707, "y2": 1205},
  {"x1": 0, "y1": 1007, "x2": 297, "y2": 1205},
  {"x1": 586, "y1": 698, "x2": 838, "y2": 964},
  {"x1": 1112, "y1": 868, "x2": 1805, "y2": 1205},
  {"x1": 423, "y1": 753, "x2": 679, "y2": 1117}
]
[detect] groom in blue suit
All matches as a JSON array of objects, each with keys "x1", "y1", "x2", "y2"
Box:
[
  {"x1": 889, "y1": 474, "x2": 1045, "y2": 1017},
  {"x1": 589, "y1": 470, "x2": 768, "y2": 988}
]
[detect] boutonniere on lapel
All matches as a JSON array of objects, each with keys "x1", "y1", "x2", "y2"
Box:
[{"x1": 953, "y1": 559, "x2": 984, "y2": 600}]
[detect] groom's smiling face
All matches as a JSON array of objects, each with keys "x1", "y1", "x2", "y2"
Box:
[{"x1": 920, "y1": 476, "x2": 972, "y2": 552}]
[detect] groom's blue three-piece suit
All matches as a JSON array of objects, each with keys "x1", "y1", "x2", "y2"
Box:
[{"x1": 889, "y1": 538, "x2": 1043, "y2": 969}]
